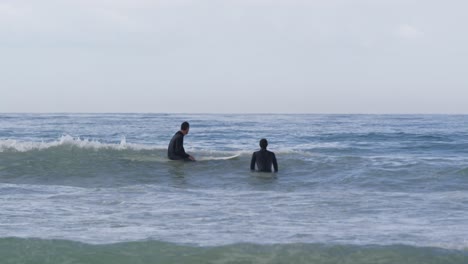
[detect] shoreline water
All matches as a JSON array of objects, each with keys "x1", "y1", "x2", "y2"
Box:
[{"x1": 1, "y1": 238, "x2": 467, "y2": 264}]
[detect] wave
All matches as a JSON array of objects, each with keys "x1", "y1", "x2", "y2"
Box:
[
  {"x1": 0, "y1": 135, "x2": 157, "y2": 152},
  {"x1": 0, "y1": 137, "x2": 250, "y2": 187},
  {"x1": 2, "y1": 134, "x2": 467, "y2": 156},
  {"x1": 1, "y1": 136, "x2": 467, "y2": 192},
  {"x1": 0, "y1": 238, "x2": 466, "y2": 264}
]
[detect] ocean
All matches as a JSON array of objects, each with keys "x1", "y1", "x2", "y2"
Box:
[{"x1": 0, "y1": 113, "x2": 467, "y2": 263}]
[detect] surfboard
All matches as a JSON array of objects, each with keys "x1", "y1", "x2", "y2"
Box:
[
  {"x1": 123, "y1": 154, "x2": 241, "y2": 162},
  {"x1": 197, "y1": 154, "x2": 241, "y2": 161},
  {"x1": 121, "y1": 156, "x2": 167, "y2": 162}
]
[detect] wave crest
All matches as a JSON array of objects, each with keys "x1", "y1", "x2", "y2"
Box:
[{"x1": 0, "y1": 135, "x2": 157, "y2": 152}]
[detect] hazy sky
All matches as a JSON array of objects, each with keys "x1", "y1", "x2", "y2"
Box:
[{"x1": 1, "y1": 0, "x2": 467, "y2": 113}]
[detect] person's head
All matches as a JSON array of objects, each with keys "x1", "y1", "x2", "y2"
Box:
[
  {"x1": 180, "y1": 121, "x2": 190, "y2": 135},
  {"x1": 259, "y1": 138, "x2": 268, "y2": 149}
]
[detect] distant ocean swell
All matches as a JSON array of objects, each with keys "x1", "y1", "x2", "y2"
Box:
[{"x1": 1, "y1": 238, "x2": 466, "y2": 264}]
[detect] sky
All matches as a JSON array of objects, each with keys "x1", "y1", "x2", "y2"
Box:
[{"x1": 0, "y1": 0, "x2": 467, "y2": 114}]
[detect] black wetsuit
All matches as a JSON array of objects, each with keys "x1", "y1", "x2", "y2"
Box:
[
  {"x1": 250, "y1": 149, "x2": 278, "y2": 172},
  {"x1": 167, "y1": 131, "x2": 190, "y2": 160}
]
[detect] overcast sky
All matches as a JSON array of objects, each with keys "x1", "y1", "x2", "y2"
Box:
[{"x1": 0, "y1": 0, "x2": 467, "y2": 113}]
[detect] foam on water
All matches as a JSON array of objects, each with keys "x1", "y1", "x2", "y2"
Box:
[
  {"x1": 0, "y1": 135, "x2": 158, "y2": 152},
  {"x1": 0, "y1": 182, "x2": 467, "y2": 250}
]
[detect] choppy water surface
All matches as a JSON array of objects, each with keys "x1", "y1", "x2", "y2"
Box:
[{"x1": 1, "y1": 114, "x2": 467, "y2": 263}]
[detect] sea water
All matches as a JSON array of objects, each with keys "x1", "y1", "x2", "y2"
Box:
[{"x1": 0, "y1": 114, "x2": 467, "y2": 263}]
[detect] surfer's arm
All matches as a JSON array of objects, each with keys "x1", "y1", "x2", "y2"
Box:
[
  {"x1": 250, "y1": 152, "x2": 256, "y2": 171},
  {"x1": 174, "y1": 135, "x2": 189, "y2": 159},
  {"x1": 272, "y1": 153, "x2": 278, "y2": 172}
]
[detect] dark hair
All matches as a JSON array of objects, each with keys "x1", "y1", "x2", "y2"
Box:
[
  {"x1": 259, "y1": 138, "x2": 268, "y2": 149},
  {"x1": 181, "y1": 121, "x2": 190, "y2": 131}
]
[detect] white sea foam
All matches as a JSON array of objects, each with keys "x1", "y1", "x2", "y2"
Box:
[
  {"x1": 1, "y1": 183, "x2": 467, "y2": 250},
  {"x1": 0, "y1": 135, "x2": 158, "y2": 152}
]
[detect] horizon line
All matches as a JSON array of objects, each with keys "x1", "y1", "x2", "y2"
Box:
[{"x1": 1, "y1": 112, "x2": 467, "y2": 116}]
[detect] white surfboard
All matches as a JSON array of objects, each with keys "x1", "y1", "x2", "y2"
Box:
[{"x1": 197, "y1": 154, "x2": 241, "y2": 161}]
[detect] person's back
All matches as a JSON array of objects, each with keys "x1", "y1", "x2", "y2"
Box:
[
  {"x1": 167, "y1": 131, "x2": 187, "y2": 160},
  {"x1": 250, "y1": 139, "x2": 278, "y2": 172}
]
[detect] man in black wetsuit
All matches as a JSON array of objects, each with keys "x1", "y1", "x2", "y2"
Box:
[
  {"x1": 168, "y1": 121, "x2": 195, "y2": 161},
  {"x1": 250, "y1": 138, "x2": 278, "y2": 172}
]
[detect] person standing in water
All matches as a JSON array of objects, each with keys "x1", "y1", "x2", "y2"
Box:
[
  {"x1": 250, "y1": 138, "x2": 278, "y2": 172},
  {"x1": 168, "y1": 121, "x2": 195, "y2": 161}
]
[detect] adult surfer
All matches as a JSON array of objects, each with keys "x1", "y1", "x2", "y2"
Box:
[
  {"x1": 250, "y1": 138, "x2": 278, "y2": 172},
  {"x1": 168, "y1": 121, "x2": 195, "y2": 161}
]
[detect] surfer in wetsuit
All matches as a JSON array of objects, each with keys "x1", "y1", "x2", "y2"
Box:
[
  {"x1": 168, "y1": 121, "x2": 195, "y2": 161},
  {"x1": 250, "y1": 138, "x2": 278, "y2": 172}
]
